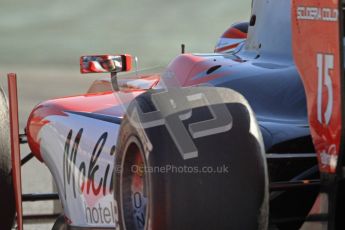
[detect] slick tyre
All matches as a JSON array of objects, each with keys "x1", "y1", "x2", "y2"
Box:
[
  {"x1": 115, "y1": 87, "x2": 268, "y2": 230},
  {"x1": 0, "y1": 85, "x2": 15, "y2": 229}
]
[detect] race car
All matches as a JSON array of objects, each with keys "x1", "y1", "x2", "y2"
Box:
[{"x1": 0, "y1": 0, "x2": 344, "y2": 229}]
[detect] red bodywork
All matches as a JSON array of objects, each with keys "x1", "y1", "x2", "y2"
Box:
[
  {"x1": 26, "y1": 53, "x2": 234, "y2": 161},
  {"x1": 27, "y1": 90, "x2": 145, "y2": 161},
  {"x1": 292, "y1": 0, "x2": 343, "y2": 174},
  {"x1": 292, "y1": 0, "x2": 343, "y2": 227},
  {"x1": 9, "y1": 0, "x2": 344, "y2": 228}
]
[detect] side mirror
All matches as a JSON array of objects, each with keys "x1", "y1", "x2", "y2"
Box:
[{"x1": 80, "y1": 54, "x2": 132, "y2": 74}]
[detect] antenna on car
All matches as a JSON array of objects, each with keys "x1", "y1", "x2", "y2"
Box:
[{"x1": 181, "y1": 44, "x2": 185, "y2": 54}]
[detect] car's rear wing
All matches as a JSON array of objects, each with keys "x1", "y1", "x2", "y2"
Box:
[{"x1": 292, "y1": 0, "x2": 344, "y2": 228}]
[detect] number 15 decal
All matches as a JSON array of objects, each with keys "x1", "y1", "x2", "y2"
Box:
[{"x1": 317, "y1": 53, "x2": 334, "y2": 125}]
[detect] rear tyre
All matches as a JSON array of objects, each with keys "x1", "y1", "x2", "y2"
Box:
[
  {"x1": 0, "y1": 85, "x2": 15, "y2": 229},
  {"x1": 115, "y1": 87, "x2": 268, "y2": 230}
]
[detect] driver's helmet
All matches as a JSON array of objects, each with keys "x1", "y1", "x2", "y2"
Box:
[{"x1": 214, "y1": 22, "x2": 248, "y2": 53}]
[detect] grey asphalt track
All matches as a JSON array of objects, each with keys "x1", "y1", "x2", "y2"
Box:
[{"x1": 0, "y1": 0, "x2": 251, "y2": 228}]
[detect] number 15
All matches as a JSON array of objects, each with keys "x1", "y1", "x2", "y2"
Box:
[{"x1": 317, "y1": 53, "x2": 334, "y2": 125}]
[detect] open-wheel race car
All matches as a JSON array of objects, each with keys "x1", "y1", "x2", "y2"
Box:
[{"x1": 1, "y1": 0, "x2": 345, "y2": 229}]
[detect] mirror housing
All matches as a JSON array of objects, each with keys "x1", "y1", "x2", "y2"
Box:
[{"x1": 80, "y1": 54, "x2": 132, "y2": 74}]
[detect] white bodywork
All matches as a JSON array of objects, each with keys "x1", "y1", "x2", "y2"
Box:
[{"x1": 39, "y1": 112, "x2": 120, "y2": 228}]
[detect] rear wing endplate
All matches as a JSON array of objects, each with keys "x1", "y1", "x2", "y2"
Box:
[{"x1": 292, "y1": 0, "x2": 344, "y2": 228}]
